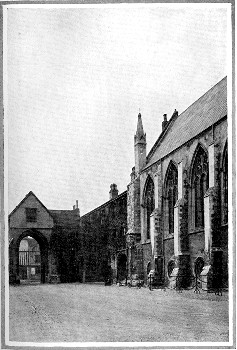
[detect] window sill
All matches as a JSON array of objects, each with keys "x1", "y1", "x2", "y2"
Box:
[
  {"x1": 164, "y1": 235, "x2": 174, "y2": 241},
  {"x1": 189, "y1": 228, "x2": 204, "y2": 235},
  {"x1": 142, "y1": 240, "x2": 151, "y2": 245},
  {"x1": 221, "y1": 222, "x2": 228, "y2": 227}
]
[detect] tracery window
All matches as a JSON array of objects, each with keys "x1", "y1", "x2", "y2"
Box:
[
  {"x1": 165, "y1": 162, "x2": 178, "y2": 234},
  {"x1": 191, "y1": 146, "x2": 209, "y2": 228},
  {"x1": 222, "y1": 146, "x2": 228, "y2": 224},
  {"x1": 144, "y1": 177, "x2": 155, "y2": 240}
]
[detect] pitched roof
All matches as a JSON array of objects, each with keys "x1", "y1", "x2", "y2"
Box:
[
  {"x1": 145, "y1": 76, "x2": 227, "y2": 169},
  {"x1": 9, "y1": 191, "x2": 80, "y2": 227},
  {"x1": 49, "y1": 209, "x2": 80, "y2": 227},
  {"x1": 9, "y1": 191, "x2": 54, "y2": 219},
  {"x1": 81, "y1": 190, "x2": 127, "y2": 219}
]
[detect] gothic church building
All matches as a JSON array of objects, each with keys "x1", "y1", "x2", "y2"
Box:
[{"x1": 127, "y1": 76, "x2": 228, "y2": 288}]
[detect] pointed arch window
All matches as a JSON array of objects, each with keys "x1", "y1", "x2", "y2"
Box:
[
  {"x1": 165, "y1": 162, "x2": 178, "y2": 234},
  {"x1": 144, "y1": 177, "x2": 155, "y2": 240},
  {"x1": 222, "y1": 146, "x2": 228, "y2": 224},
  {"x1": 192, "y1": 146, "x2": 209, "y2": 228}
]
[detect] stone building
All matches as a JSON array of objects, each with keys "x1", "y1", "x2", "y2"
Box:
[
  {"x1": 80, "y1": 184, "x2": 127, "y2": 283},
  {"x1": 9, "y1": 191, "x2": 80, "y2": 284},
  {"x1": 9, "y1": 77, "x2": 228, "y2": 289},
  {"x1": 127, "y1": 76, "x2": 228, "y2": 289}
]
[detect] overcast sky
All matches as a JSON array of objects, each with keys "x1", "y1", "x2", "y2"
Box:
[{"x1": 6, "y1": 4, "x2": 229, "y2": 215}]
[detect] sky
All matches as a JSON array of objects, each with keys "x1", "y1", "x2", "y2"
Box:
[{"x1": 6, "y1": 4, "x2": 229, "y2": 215}]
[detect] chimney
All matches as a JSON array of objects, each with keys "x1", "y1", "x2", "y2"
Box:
[
  {"x1": 73, "y1": 200, "x2": 78, "y2": 210},
  {"x1": 172, "y1": 109, "x2": 178, "y2": 118},
  {"x1": 162, "y1": 114, "x2": 168, "y2": 131},
  {"x1": 109, "y1": 184, "x2": 118, "y2": 199}
]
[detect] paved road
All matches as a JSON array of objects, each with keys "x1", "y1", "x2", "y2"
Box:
[{"x1": 9, "y1": 283, "x2": 229, "y2": 343}]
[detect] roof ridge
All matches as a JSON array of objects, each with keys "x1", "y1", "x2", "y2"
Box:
[
  {"x1": 9, "y1": 191, "x2": 54, "y2": 219},
  {"x1": 145, "y1": 76, "x2": 227, "y2": 168}
]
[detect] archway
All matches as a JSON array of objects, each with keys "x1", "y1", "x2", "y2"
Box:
[
  {"x1": 19, "y1": 237, "x2": 41, "y2": 283},
  {"x1": 10, "y1": 229, "x2": 49, "y2": 284},
  {"x1": 117, "y1": 253, "x2": 127, "y2": 283}
]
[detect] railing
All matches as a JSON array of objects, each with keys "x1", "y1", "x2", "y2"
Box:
[{"x1": 148, "y1": 273, "x2": 228, "y2": 296}]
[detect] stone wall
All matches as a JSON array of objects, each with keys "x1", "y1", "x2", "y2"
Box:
[{"x1": 80, "y1": 191, "x2": 127, "y2": 283}]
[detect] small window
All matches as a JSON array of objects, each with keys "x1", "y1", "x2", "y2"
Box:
[{"x1": 26, "y1": 208, "x2": 37, "y2": 222}]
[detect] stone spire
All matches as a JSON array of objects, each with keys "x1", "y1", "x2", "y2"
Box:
[
  {"x1": 134, "y1": 113, "x2": 146, "y2": 145},
  {"x1": 134, "y1": 112, "x2": 147, "y2": 173}
]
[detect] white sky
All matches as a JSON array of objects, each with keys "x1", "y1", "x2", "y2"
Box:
[{"x1": 6, "y1": 4, "x2": 228, "y2": 215}]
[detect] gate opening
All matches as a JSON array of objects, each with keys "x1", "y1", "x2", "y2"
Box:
[{"x1": 19, "y1": 236, "x2": 41, "y2": 283}]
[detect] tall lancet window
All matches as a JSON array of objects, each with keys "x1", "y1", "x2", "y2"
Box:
[
  {"x1": 191, "y1": 146, "x2": 209, "y2": 228},
  {"x1": 223, "y1": 146, "x2": 228, "y2": 224},
  {"x1": 144, "y1": 177, "x2": 155, "y2": 240},
  {"x1": 165, "y1": 162, "x2": 178, "y2": 234}
]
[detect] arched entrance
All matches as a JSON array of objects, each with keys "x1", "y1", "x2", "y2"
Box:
[
  {"x1": 117, "y1": 253, "x2": 127, "y2": 283},
  {"x1": 10, "y1": 229, "x2": 49, "y2": 284},
  {"x1": 19, "y1": 237, "x2": 41, "y2": 283}
]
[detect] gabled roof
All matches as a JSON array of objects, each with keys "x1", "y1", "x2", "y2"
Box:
[
  {"x1": 49, "y1": 209, "x2": 80, "y2": 227},
  {"x1": 145, "y1": 76, "x2": 227, "y2": 169},
  {"x1": 9, "y1": 191, "x2": 80, "y2": 227},
  {"x1": 9, "y1": 191, "x2": 54, "y2": 219}
]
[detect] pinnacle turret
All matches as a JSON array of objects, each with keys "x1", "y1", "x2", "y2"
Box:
[
  {"x1": 134, "y1": 112, "x2": 147, "y2": 173},
  {"x1": 134, "y1": 113, "x2": 146, "y2": 145}
]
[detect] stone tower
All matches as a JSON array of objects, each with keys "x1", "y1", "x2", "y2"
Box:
[
  {"x1": 134, "y1": 113, "x2": 147, "y2": 174},
  {"x1": 126, "y1": 113, "x2": 147, "y2": 280}
]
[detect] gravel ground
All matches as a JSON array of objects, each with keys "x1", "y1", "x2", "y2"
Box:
[{"x1": 9, "y1": 282, "x2": 229, "y2": 343}]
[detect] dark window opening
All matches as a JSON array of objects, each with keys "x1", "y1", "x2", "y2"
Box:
[
  {"x1": 165, "y1": 163, "x2": 178, "y2": 234},
  {"x1": 144, "y1": 177, "x2": 155, "y2": 240},
  {"x1": 192, "y1": 147, "x2": 209, "y2": 229},
  {"x1": 25, "y1": 208, "x2": 37, "y2": 223}
]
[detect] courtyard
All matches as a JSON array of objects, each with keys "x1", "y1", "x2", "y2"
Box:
[{"x1": 9, "y1": 282, "x2": 229, "y2": 343}]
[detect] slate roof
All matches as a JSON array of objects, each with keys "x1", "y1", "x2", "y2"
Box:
[
  {"x1": 49, "y1": 209, "x2": 80, "y2": 227},
  {"x1": 145, "y1": 76, "x2": 227, "y2": 169},
  {"x1": 81, "y1": 190, "x2": 127, "y2": 219}
]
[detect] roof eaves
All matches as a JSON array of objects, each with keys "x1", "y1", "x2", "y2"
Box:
[
  {"x1": 141, "y1": 114, "x2": 227, "y2": 172},
  {"x1": 81, "y1": 190, "x2": 127, "y2": 219},
  {"x1": 9, "y1": 191, "x2": 54, "y2": 220}
]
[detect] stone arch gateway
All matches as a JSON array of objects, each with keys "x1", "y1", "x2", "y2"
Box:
[
  {"x1": 8, "y1": 191, "x2": 80, "y2": 284},
  {"x1": 10, "y1": 229, "x2": 49, "y2": 284}
]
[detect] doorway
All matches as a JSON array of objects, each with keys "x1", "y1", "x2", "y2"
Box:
[
  {"x1": 19, "y1": 236, "x2": 41, "y2": 283},
  {"x1": 117, "y1": 253, "x2": 127, "y2": 283}
]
